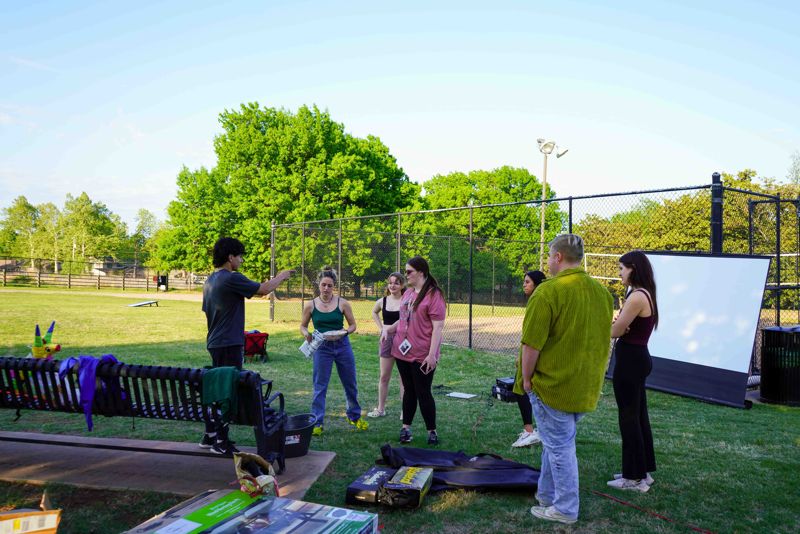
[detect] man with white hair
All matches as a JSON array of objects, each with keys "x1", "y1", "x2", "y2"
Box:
[{"x1": 521, "y1": 233, "x2": 613, "y2": 525}]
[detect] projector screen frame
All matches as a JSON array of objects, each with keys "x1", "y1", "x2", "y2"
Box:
[{"x1": 606, "y1": 250, "x2": 772, "y2": 409}]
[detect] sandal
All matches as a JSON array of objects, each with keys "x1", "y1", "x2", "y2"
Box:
[{"x1": 367, "y1": 408, "x2": 386, "y2": 418}]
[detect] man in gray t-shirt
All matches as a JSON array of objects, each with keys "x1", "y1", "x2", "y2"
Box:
[{"x1": 199, "y1": 237, "x2": 293, "y2": 455}]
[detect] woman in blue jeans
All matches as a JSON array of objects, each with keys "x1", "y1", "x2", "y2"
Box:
[{"x1": 300, "y1": 266, "x2": 368, "y2": 436}]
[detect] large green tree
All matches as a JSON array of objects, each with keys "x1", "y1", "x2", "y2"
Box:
[
  {"x1": 156, "y1": 103, "x2": 420, "y2": 280},
  {"x1": 0, "y1": 196, "x2": 39, "y2": 263}
]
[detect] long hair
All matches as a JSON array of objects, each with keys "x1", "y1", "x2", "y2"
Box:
[
  {"x1": 619, "y1": 251, "x2": 658, "y2": 329},
  {"x1": 385, "y1": 272, "x2": 407, "y2": 296},
  {"x1": 407, "y1": 256, "x2": 444, "y2": 308}
]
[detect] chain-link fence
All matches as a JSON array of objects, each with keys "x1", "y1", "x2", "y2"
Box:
[{"x1": 269, "y1": 180, "x2": 795, "y2": 370}]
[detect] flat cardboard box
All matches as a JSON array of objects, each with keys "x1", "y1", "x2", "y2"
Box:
[
  {"x1": 345, "y1": 466, "x2": 397, "y2": 505},
  {"x1": 125, "y1": 489, "x2": 377, "y2": 534}
]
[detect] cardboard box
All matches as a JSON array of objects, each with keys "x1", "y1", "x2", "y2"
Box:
[
  {"x1": 0, "y1": 509, "x2": 61, "y2": 534},
  {"x1": 125, "y1": 489, "x2": 377, "y2": 534},
  {"x1": 345, "y1": 466, "x2": 397, "y2": 505},
  {"x1": 378, "y1": 466, "x2": 433, "y2": 508}
]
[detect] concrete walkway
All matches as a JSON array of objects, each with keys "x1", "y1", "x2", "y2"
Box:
[{"x1": 0, "y1": 431, "x2": 334, "y2": 499}]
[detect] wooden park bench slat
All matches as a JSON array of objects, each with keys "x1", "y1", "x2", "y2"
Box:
[{"x1": 0, "y1": 357, "x2": 287, "y2": 473}]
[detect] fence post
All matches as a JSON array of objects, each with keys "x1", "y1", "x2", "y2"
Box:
[
  {"x1": 491, "y1": 247, "x2": 495, "y2": 316},
  {"x1": 447, "y1": 236, "x2": 451, "y2": 317},
  {"x1": 776, "y1": 194, "x2": 782, "y2": 326},
  {"x1": 568, "y1": 196, "x2": 573, "y2": 233},
  {"x1": 468, "y1": 207, "x2": 474, "y2": 349},
  {"x1": 748, "y1": 200, "x2": 754, "y2": 255},
  {"x1": 711, "y1": 172, "x2": 723, "y2": 254},
  {"x1": 338, "y1": 220, "x2": 343, "y2": 297},
  {"x1": 96, "y1": 275, "x2": 100, "y2": 290},
  {"x1": 301, "y1": 222, "x2": 306, "y2": 315},
  {"x1": 37, "y1": 263, "x2": 41, "y2": 288},
  {"x1": 270, "y1": 220, "x2": 276, "y2": 322},
  {"x1": 146, "y1": 275, "x2": 149, "y2": 292},
  {"x1": 2, "y1": 269, "x2": 5, "y2": 287},
  {"x1": 396, "y1": 214, "x2": 402, "y2": 273}
]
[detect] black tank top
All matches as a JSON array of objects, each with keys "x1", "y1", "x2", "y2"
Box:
[
  {"x1": 381, "y1": 296, "x2": 400, "y2": 325},
  {"x1": 621, "y1": 289, "x2": 656, "y2": 346}
]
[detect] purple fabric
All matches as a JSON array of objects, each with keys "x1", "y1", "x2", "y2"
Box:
[{"x1": 58, "y1": 354, "x2": 123, "y2": 431}]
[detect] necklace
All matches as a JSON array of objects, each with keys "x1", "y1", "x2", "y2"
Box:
[{"x1": 319, "y1": 295, "x2": 333, "y2": 304}]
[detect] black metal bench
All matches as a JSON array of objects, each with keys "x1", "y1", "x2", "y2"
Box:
[{"x1": 0, "y1": 356, "x2": 287, "y2": 473}]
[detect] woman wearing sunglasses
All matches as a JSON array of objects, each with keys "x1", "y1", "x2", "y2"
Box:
[{"x1": 381, "y1": 256, "x2": 446, "y2": 446}]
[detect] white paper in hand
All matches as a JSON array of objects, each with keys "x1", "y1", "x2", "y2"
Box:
[{"x1": 299, "y1": 330, "x2": 325, "y2": 358}]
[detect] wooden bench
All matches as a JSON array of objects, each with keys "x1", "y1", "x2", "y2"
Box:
[
  {"x1": 0, "y1": 357, "x2": 288, "y2": 473},
  {"x1": 128, "y1": 300, "x2": 159, "y2": 307}
]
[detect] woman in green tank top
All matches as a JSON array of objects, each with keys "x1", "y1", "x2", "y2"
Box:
[{"x1": 300, "y1": 267, "x2": 368, "y2": 435}]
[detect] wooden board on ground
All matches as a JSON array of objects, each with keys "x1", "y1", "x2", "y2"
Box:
[
  {"x1": 0, "y1": 431, "x2": 335, "y2": 500},
  {"x1": 128, "y1": 300, "x2": 159, "y2": 307}
]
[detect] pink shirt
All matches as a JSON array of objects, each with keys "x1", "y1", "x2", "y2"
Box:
[{"x1": 391, "y1": 288, "x2": 446, "y2": 363}]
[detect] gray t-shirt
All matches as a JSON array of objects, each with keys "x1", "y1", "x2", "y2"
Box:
[{"x1": 202, "y1": 270, "x2": 260, "y2": 349}]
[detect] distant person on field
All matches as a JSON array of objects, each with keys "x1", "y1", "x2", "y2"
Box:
[
  {"x1": 300, "y1": 266, "x2": 368, "y2": 436},
  {"x1": 510, "y1": 269, "x2": 546, "y2": 448},
  {"x1": 608, "y1": 250, "x2": 658, "y2": 493},
  {"x1": 368, "y1": 271, "x2": 406, "y2": 418},
  {"x1": 522, "y1": 234, "x2": 613, "y2": 525},
  {"x1": 201, "y1": 237, "x2": 293, "y2": 456}
]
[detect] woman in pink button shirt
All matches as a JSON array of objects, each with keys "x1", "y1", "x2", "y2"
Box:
[{"x1": 381, "y1": 255, "x2": 446, "y2": 446}]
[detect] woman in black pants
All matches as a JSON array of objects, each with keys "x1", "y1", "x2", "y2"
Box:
[
  {"x1": 608, "y1": 251, "x2": 658, "y2": 493},
  {"x1": 381, "y1": 256, "x2": 446, "y2": 446},
  {"x1": 510, "y1": 270, "x2": 545, "y2": 448}
]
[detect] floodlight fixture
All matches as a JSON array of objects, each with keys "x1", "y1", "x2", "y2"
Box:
[{"x1": 537, "y1": 137, "x2": 568, "y2": 269}]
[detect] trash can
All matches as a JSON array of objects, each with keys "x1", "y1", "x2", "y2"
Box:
[
  {"x1": 157, "y1": 275, "x2": 168, "y2": 291},
  {"x1": 760, "y1": 326, "x2": 800, "y2": 406},
  {"x1": 284, "y1": 413, "x2": 316, "y2": 458}
]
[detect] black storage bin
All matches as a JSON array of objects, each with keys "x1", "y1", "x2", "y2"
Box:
[{"x1": 760, "y1": 326, "x2": 800, "y2": 406}]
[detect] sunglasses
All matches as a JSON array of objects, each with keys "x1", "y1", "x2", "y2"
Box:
[{"x1": 405, "y1": 269, "x2": 415, "y2": 275}]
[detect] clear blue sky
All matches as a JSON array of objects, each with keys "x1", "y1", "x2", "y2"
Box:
[{"x1": 1, "y1": 0, "x2": 798, "y2": 228}]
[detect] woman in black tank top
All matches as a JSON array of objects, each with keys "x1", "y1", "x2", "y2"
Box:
[
  {"x1": 367, "y1": 272, "x2": 406, "y2": 417},
  {"x1": 609, "y1": 251, "x2": 659, "y2": 493}
]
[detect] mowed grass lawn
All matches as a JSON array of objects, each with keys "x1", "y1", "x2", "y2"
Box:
[{"x1": 1, "y1": 289, "x2": 799, "y2": 533}]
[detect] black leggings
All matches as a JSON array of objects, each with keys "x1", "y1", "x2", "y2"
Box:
[
  {"x1": 204, "y1": 345, "x2": 243, "y2": 435},
  {"x1": 395, "y1": 358, "x2": 436, "y2": 431},
  {"x1": 612, "y1": 340, "x2": 656, "y2": 480},
  {"x1": 516, "y1": 392, "x2": 533, "y2": 426}
]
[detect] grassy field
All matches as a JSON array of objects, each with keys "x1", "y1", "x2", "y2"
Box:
[{"x1": 1, "y1": 288, "x2": 799, "y2": 533}]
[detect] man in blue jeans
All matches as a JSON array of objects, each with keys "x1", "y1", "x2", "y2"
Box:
[
  {"x1": 201, "y1": 237, "x2": 293, "y2": 455},
  {"x1": 521, "y1": 234, "x2": 613, "y2": 524}
]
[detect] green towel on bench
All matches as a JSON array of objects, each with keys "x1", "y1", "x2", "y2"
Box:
[{"x1": 202, "y1": 367, "x2": 240, "y2": 422}]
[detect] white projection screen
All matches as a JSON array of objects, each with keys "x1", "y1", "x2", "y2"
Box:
[{"x1": 608, "y1": 252, "x2": 771, "y2": 408}]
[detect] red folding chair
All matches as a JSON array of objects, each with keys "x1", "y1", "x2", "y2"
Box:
[{"x1": 244, "y1": 332, "x2": 269, "y2": 363}]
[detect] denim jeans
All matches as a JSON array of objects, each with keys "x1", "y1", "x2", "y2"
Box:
[
  {"x1": 312, "y1": 336, "x2": 361, "y2": 426},
  {"x1": 528, "y1": 390, "x2": 584, "y2": 520}
]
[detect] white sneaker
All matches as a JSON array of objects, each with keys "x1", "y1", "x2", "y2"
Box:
[
  {"x1": 607, "y1": 477, "x2": 650, "y2": 493},
  {"x1": 530, "y1": 505, "x2": 577, "y2": 525},
  {"x1": 511, "y1": 429, "x2": 541, "y2": 448},
  {"x1": 614, "y1": 472, "x2": 654, "y2": 486}
]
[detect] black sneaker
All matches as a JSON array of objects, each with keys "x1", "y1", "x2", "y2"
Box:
[
  {"x1": 211, "y1": 440, "x2": 239, "y2": 456},
  {"x1": 399, "y1": 427, "x2": 412, "y2": 444},
  {"x1": 427, "y1": 431, "x2": 439, "y2": 446},
  {"x1": 199, "y1": 434, "x2": 215, "y2": 449}
]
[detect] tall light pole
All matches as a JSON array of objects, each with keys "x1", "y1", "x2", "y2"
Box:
[{"x1": 537, "y1": 138, "x2": 568, "y2": 270}]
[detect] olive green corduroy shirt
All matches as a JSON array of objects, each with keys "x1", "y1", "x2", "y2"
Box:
[{"x1": 519, "y1": 267, "x2": 613, "y2": 413}]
